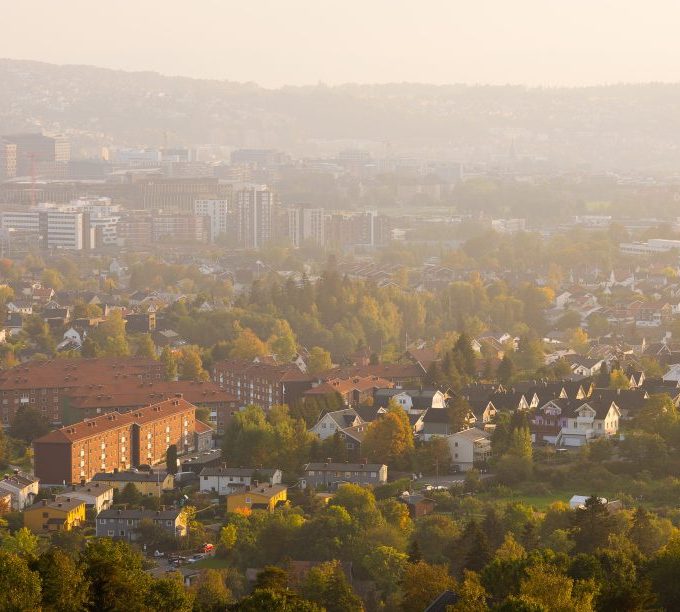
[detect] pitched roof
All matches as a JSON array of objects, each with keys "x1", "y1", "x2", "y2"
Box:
[
  {"x1": 199, "y1": 467, "x2": 278, "y2": 478},
  {"x1": 92, "y1": 471, "x2": 168, "y2": 484},
  {"x1": 450, "y1": 427, "x2": 490, "y2": 442},
  {"x1": 0, "y1": 357, "x2": 161, "y2": 391},
  {"x1": 34, "y1": 397, "x2": 195, "y2": 445},
  {"x1": 213, "y1": 360, "x2": 313, "y2": 383},
  {"x1": 304, "y1": 462, "x2": 385, "y2": 472},
  {"x1": 66, "y1": 380, "x2": 236, "y2": 411},
  {"x1": 97, "y1": 508, "x2": 181, "y2": 520},
  {"x1": 26, "y1": 497, "x2": 84, "y2": 512}
]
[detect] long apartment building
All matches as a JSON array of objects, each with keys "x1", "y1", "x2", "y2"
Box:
[
  {"x1": 61, "y1": 379, "x2": 238, "y2": 434},
  {"x1": 0, "y1": 358, "x2": 163, "y2": 426},
  {"x1": 33, "y1": 397, "x2": 199, "y2": 485},
  {"x1": 212, "y1": 360, "x2": 314, "y2": 411}
]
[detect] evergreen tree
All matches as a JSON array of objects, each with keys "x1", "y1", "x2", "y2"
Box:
[
  {"x1": 497, "y1": 355, "x2": 515, "y2": 385},
  {"x1": 160, "y1": 347, "x2": 178, "y2": 381},
  {"x1": 166, "y1": 444, "x2": 178, "y2": 475}
]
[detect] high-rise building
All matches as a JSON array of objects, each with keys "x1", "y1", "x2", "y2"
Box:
[
  {"x1": 2, "y1": 133, "x2": 70, "y2": 176},
  {"x1": 194, "y1": 199, "x2": 230, "y2": 242},
  {"x1": 0, "y1": 139, "x2": 17, "y2": 179},
  {"x1": 286, "y1": 206, "x2": 325, "y2": 248},
  {"x1": 141, "y1": 178, "x2": 230, "y2": 213},
  {"x1": 235, "y1": 186, "x2": 274, "y2": 249}
]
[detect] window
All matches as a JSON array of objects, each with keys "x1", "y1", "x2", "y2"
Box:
[
  {"x1": 245, "y1": 497, "x2": 252, "y2": 504},
  {"x1": 120, "y1": 530, "x2": 125, "y2": 536},
  {"x1": 166, "y1": 520, "x2": 172, "y2": 526},
  {"x1": 203, "y1": 476, "x2": 208, "y2": 480},
  {"x1": 108, "y1": 530, "x2": 114, "y2": 536},
  {"x1": 42, "y1": 512, "x2": 48, "y2": 518},
  {"x1": 99, "y1": 519, "x2": 106, "y2": 524}
]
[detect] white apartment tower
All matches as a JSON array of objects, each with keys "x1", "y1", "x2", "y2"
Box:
[
  {"x1": 194, "y1": 199, "x2": 229, "y2": 242},
  {"x1": 235, "y1": 187, "x2": 273, "y2": 249}
]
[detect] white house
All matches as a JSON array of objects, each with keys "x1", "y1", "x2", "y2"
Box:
[
  {"x1": 569, "y1": 495, "x2": 607, "y2": 510},
  {"x1": 662, "y1": 364, "x2": 680, "y2": 384},
  {"x1": 556, "y1": 400, "x2": 620, "y2": 447},
  {"x1": 199, "y1": 467, "x2": 282, "y2": 495},
  {"x1": 0, "y1": 472, "x2": 40, "y2": 510},
  {"x1": 310, "y1": 409, "x2": 362, "y2": 440},
  {"x1": 56, "y1": 482, "x2": 113, "y2": 514},
  {"x1": 446, "y1": 428, "x2": 492, "y2": 471}
]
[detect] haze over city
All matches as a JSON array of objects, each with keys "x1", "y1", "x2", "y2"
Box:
[
  {"x1": 3, "y1": 0, "x2": 680, "y2": 87},
  {"x1": 3, "y1": 3, "x2": 680, "y2": 612}
]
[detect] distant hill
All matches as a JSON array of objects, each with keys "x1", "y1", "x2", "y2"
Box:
[{"x1": 2, "y1": 58, "x2": 680, "y2": 172}]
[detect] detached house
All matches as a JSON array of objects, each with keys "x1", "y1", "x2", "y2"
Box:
[
  {"x1": 0, "y1": 471, "x2": 40, "y2": 510},
  {"x1": 311, "y1": 408, "x2": 362, "y2": 440},
  {"x1": 446, "y1": 428, "x2": 492, "y2": 471},
  {"x1": 531, "y1": 398, "x2": 620, "y2": 447},
  {"x1": 199, "y1": 467, "x2": 282, "y2": 495}
]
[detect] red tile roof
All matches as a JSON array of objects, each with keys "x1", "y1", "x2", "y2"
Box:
[
  {"x1": 0, "y1": 358, "x2": 161, "y2": 391},
  {"x1": 34, "y1": 397, "x2": 196, "y2": 444}
]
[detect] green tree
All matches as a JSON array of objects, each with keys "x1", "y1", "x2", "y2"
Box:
[
  {"x1": 166, "y1": 444, "x2": 178, "y2": 475},
  {"x1": 400, "y1": 561, "x2": 456, "y2": 612},
  {"x1": 81, "y1": 537, "x2": 152, "y2": 611},
  {"x1": 231, "y1": 589, "x2": 323, "y2": 611},
  {"x1": 302, "y1": 560, "x2": 363, "y2": 612},
  {"x1": 135, "y1": 333, "x2": 157, "y2": 359},
  {"x1": 179, "y1": 346, "x2": 209, "y2": 381},
  {"x1": 160, "y1": 347, "x2": 178, "y2": 381},
  {"x1": 362, "y1": 403, "x2": 414, "y2": 468},
  {"x1": 192, "y1": 569, "x2": 232, "y2": 611},
  {"x1": 497, "y1": 355, "x2": 515, "y2": 385},
  {"x1": 517, "y1": 564, "x2": 595, "y2": 612},
  {"x1": 0, "y1": 527, "x2": 39, "y2": 560},
  {"x1": 331, "y1": 484, "x2": 383, "y2": 529},
  {"x1": 9, "y1": 406, "x2": 51, "y2": 444},
  {"x1": 449, "y1": 396, "x2": 473, "y2": 433},
  {"x1": 363, "y1": 545, "x2": 409, "y2": 594},
  {"x1": 147, "y1": 573, "x2": 194, "y2": 612},
  {"x1": 35, "y1": 547, "x2": 90, "y2": 612},
  {"x1": 0, "y1": 551, "x2": 42, "y2": 611},
  {"x1": 230, "y1": 327, "x2": 268, "y2": 361},
  {"x1": 570, "y1": 495, "x2": 616, "y2": 554},
  {"x1": 450, "y1": 570, "x2": 489, "y2": 612},
  {"x1": 307, "y1": 346, "x2": 333, "y2": 375}
]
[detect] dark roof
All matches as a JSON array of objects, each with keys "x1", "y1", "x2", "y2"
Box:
[
  {"x1": 424, "y1": 590, "x2": 459, "y2": 612},
  {"x1": 304, "y1": 462, "x2": 385, "y2": 472},
  {"x1": 354, "y1": 405, "x2": 385, "y2": 422},
  {"x1": 199, "y1": 467, "x2": 278, "y2": 478},
  {"x1": 97, "y1": 508, "x2": 181, "y2": 520},
  {"x1": 422, "y1": 408, "x2": 450, "y2": 424},
  {"x1": 590, "y1": 388, "x2": 648, "y2": 412},
  {"x1": 92, "y1": 471, "x2": 168, "y2": 484},
  {"x1": 489, "y1": 391, "x2": 527, "y2": 411}
]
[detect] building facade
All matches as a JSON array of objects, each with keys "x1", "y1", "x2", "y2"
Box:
[{"x1": 33, "y1": 397, "x2": 197, "y2": 484}]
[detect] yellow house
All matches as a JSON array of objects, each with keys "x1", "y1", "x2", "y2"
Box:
[
  {"x1": 226, "y1": 484, "x2": 288, "y2": 513},
  {"x1": 91, "y1": 471, "x2": 174, "y2": 497},
  {"x1": 24, "y1": 498, "x2": 86, "y2": 534}
]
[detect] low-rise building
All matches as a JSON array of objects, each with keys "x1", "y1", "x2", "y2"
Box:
[
  {"x1": 199, "y1": 467, "x2": 283, "y2": 495},
  {"x1": 91, "y1": 470, "x2": 174, "y2": 497},
  {"x1": 446, "y1": 428, "x2": 492, "y2": 471},
  {"x1": 24, "y1": 497, "x2": 86, "y2": 534},
  {"x1": 310, "y1": 408, "x2": 362, "y2": 440},
  {"x1": 56, "y1": 482, "x2": 114, "y2": 514},
  {"x1": 0, "y1": 471, "x2": 40, "y2": 510},
  {"x1": 300, "y1": 462, "x2": 387, "y2": 490},
  {"x1": 96, "y1": 508, "x2": 186, "y2": 541},
  {"x1": 226, "y1": 484, "x2": 288, "y2": 513}
]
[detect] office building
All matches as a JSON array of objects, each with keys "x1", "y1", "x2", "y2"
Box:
[
  {"x1": 194, "y1": 199, "x2": 230, "y2": 241},
  {"x1": 286, "y1": 206, "x2": 325, "y2": 248},
  {"x1": 2, "y1": 133, "x2": 70, "y2": 176},
  {"x1": 141, "y1": 178, "x2": 229, "y2": 213},
  {"x1": 0, "y1": 139, "x2": 17, "y2": 179},
  {"x1": 235, "y1": 186, "x2": 274, "y2": 249}
]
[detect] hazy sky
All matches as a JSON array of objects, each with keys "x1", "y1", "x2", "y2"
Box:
[{"x1": 2, "y1": 0, "x2": 680, "y2": 87}]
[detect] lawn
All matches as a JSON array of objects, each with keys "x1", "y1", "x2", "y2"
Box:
[{"x1": 192, "y1": 556, "x2": 231, "y2": 569}]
